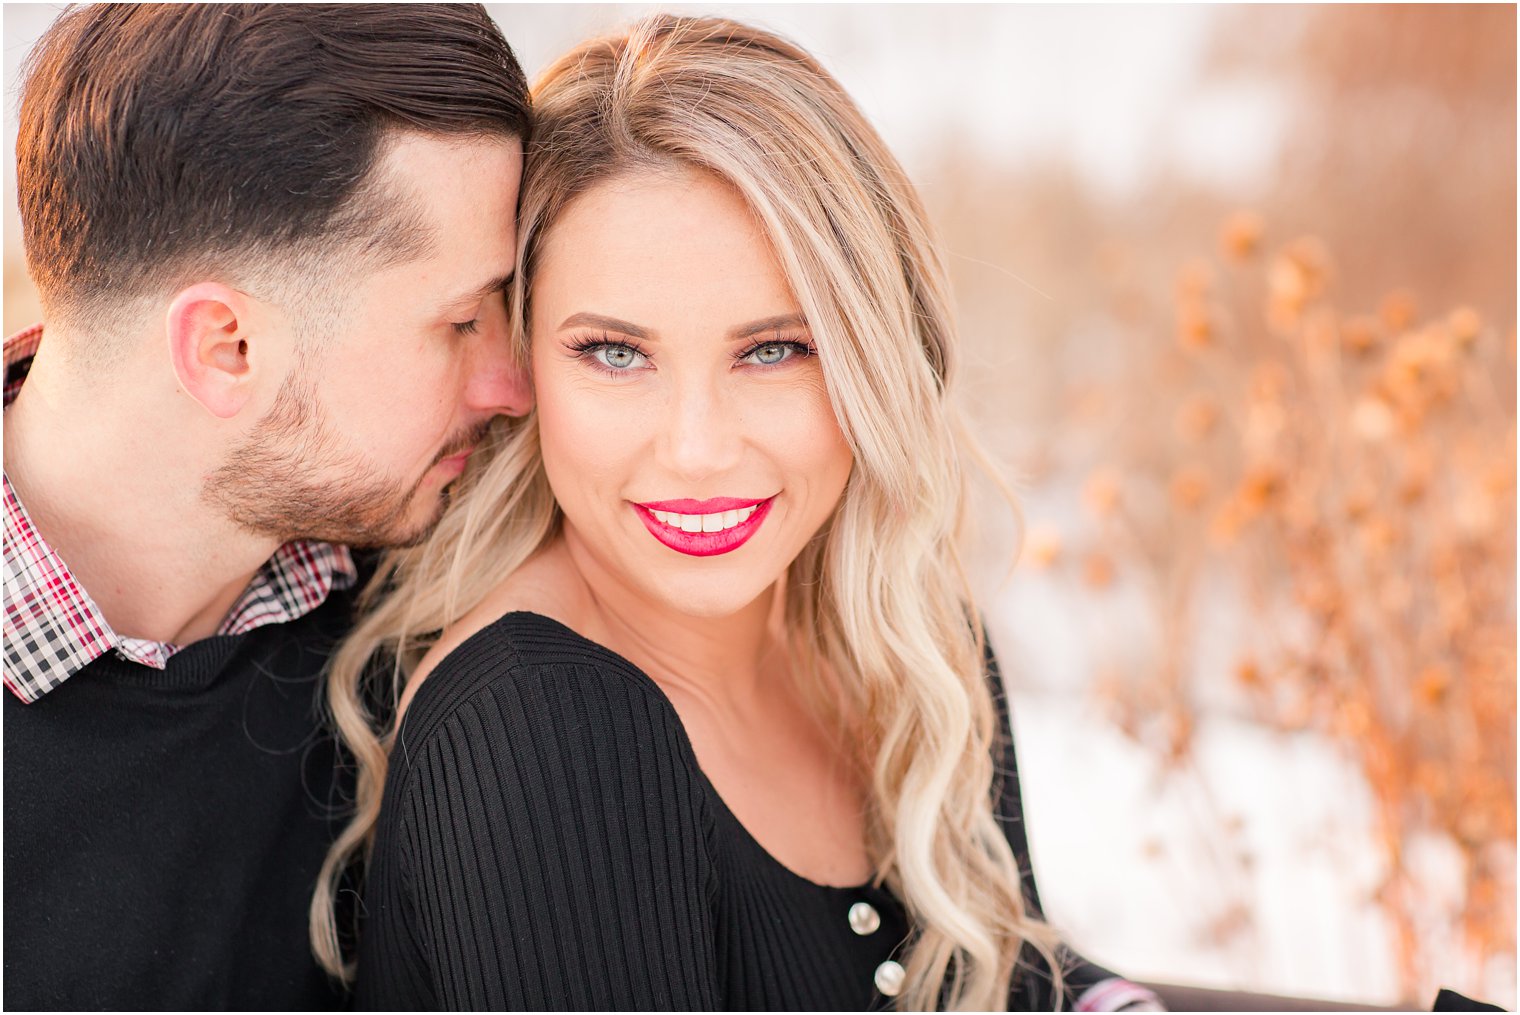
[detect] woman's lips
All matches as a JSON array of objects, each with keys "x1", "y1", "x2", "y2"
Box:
[
  {"x1": 637, "y1": 496, "x2": 768, "y2": 514},
  {"x1": 632, "y1": 496, "x2": 774, "y2": 557}
]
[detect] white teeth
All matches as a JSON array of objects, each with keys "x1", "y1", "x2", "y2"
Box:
[{"x1": 646, "y1": 504, "x2": 760, "y2": 534}]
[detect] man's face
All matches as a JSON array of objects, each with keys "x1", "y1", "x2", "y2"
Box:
[{"x1": 208, "y1": 133, "x2": 528, "y2": 548}]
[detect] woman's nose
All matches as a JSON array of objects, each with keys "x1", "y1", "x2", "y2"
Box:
[{"x1": 656, "y1": 380, "x2": 743, "y2": 480}]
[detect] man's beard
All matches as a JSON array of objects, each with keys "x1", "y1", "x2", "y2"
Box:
[{"x1": 203, "y1": 376, "x2": 484, "y2": 549}]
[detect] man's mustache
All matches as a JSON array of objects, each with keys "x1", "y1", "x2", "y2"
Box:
[{"x1": 433, "y1": 421, "x2": 496, "y2": 465}]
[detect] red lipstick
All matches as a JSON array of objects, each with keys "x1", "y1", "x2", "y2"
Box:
[
  {"x1": 632, "y1": 496, "x2": 774, "y2": 557},
  {"x1": 636, "y1": 496, "x2": 767, "y2": 514}
]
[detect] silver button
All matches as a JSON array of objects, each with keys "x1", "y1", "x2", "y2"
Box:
[
  {"x1": 874, "y1": 959, "x2": 905, "y2": 997},
  {"x1": 848, "y1": 900, "x2": 881, "y2": 936}
]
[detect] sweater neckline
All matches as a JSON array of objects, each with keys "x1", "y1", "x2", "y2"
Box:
[
  {"x1": 87, "y1": 633, "x2": 249, "y2": 691},
  {"x1": 498, "y1": 610, "x2": 887, "y2": 897}
]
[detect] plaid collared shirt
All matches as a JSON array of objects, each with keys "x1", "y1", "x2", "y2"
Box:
[{"x1": 2, "y1": 323, "x2": 357, "y2": 703}]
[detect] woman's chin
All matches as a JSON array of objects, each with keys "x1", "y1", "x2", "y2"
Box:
[{"x1": 638, "y1": 573, "x2": 779, "y2": 622}]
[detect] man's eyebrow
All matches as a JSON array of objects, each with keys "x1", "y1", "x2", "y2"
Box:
[
  {"x1": 557, "y1": 312, "x2": 651, "y2": 339},
  {"x1": 444, "y1": 271, "x2": 514, "y2": 311},
  {"x1": 731, "y1": 313, "x2": 808, "y2": 340}
]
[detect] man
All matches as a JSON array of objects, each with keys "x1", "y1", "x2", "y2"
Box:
[{"x1": 3, "y1": 5, "x2": 530, "y2": 1008}]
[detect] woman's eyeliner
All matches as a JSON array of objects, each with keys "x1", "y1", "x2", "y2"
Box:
[
  {"x1": 736, "y1": 337, "x2": 815, "y2": 366},
  {"x1": 565, "y1": 333, "x2": 815, "y2": 375}
]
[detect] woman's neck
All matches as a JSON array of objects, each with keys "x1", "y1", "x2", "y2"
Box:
[{"x1": 553, "y1": 528, "x2": 784, "y2": 717}]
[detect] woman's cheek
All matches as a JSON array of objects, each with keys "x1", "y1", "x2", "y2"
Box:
[
  {"x1": 536, "y1": 372, "x2": 653, "y2": 514},
  {"x1": 765, "y1": 376, "x2": 850, "y2": 470}
]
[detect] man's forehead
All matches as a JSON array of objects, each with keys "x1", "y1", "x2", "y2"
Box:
[
  {"x1": 364, "y1": 132, "x2": 522, "y2": 234},
  {"x1": 373, "y1": 129, "x2": 524, "y2": 189},
  {"x1": 358, "y1": 133, "x2": 521, "y2": 305}
]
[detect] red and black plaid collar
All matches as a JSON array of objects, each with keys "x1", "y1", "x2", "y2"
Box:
[{"x1": 2, "y1": 324, "x2": 357, "y2": 703}]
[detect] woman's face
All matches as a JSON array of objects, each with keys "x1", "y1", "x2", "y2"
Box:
[{"x1": 529, "y1": 166, "x2": 854, "y2": 619}]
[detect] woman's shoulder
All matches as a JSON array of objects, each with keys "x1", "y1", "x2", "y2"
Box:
[
  {"x1": 363, "y1": 612, "x2": 722, "y2": 1012},
  {"x1": 394, "y1": 544, "x2": 587, "y2": 718},
  {"x1": 385, "y1": 609, "x2": 710, "y2": 831},
  {"x1": 396, "y1": 610, "x2": 684, "y2": 757}
]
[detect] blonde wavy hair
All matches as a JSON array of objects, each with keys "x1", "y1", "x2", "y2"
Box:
[{"x1": 312, "y1": 14, "x2": 1064, "y2": 1011}]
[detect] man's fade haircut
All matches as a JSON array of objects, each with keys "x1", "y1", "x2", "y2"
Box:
[{"x1": 16, "y1": 3, "x2": 530, "y2": 354}]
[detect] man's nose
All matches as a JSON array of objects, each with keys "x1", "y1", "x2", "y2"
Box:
[{"x1": 461, "y1": 322, "x2": 532, "y2": 418}]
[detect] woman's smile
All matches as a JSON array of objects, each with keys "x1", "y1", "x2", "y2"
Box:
[
  {"x1": 530, "y1": 167, "x2": 853, "y2": 618},
  {"x1": 631, "y1": 495, "x2": 775, "y2": 556}
]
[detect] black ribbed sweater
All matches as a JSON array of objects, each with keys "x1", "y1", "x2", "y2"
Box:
[
  {"x1": 3, "y1": 588, "x2": 356, "y2": 1011},
  {"x1": 357, "y1": 611, "x2": 1116, "y2": 1011}
]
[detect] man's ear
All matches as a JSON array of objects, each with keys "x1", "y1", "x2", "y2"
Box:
[{"x1": 165, "y1": 283, "x2": 262, "y2": 419}]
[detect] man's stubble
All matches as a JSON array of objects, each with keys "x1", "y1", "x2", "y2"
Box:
[{"x1": 203, "y1": 369, "x2": 471, "y2": 550}]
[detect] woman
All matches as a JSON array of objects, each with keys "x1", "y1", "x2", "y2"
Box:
[{"x1": 314, "y1": 15, "x2": 1162, "y2": 1012}]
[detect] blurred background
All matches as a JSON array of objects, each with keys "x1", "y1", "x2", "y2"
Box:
[{"x1": 5, "y1": 4, "x2": 1515, "y2": 1008}]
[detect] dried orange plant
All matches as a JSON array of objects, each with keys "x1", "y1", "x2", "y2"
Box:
[
  {"x1": 1027, "y1": 211, "x2": 1516, "y2": 1003},
  {"x1": 953, "y1": 9, "x2": 1516, "y2": 1002}
]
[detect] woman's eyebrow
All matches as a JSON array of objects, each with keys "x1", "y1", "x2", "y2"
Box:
[
  {"x1": 730, "y1": 313, "x2": 808, "y2": 340},
  {"x1": 558, "y1": 311, "x2": 650, "y2": 338},
  {"x1": 555, "y1": 311, "x2": 808, "y2": 340}
]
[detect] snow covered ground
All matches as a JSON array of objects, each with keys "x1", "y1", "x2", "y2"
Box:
[
  {"x1": 995, "y1": 589, "x2": 1517, "y2": 1010},
  {"x1": 1009, "y1": 690, "x2": 1398, "y2": 1003}
]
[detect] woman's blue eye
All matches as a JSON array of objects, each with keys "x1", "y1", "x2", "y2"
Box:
[
  {"x1": 742, "y1": 341, "x2": 811, "y2": 366},
  {"x1": 592, "y1": 343, "x2": 646, "y2": 370}
]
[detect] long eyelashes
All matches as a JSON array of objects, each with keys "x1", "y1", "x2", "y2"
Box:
[
  {"x1": 566, "y1": 333, "x2": 645, "y2": 376},
  {"x1": 734, "y1": 338, "x2": 816, "y2": 365},
  {"x1": 565, "y1": 331, "x2": 817, "y2": 377},
  {"x1": 566, "y1": 333, "x2": 639, "y2": 358}
]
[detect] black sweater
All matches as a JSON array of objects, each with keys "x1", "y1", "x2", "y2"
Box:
[
  {"x1": 2, "y1": 586, "x2": 357, "y2": 1011},
  {"x1": 357, "y1": 611, "x2": 1118, "y2": 1011}
]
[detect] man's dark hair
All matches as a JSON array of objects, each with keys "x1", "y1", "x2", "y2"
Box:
[{"x1": 17, "y1": 3, "x2": 530, "y2": 337}]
